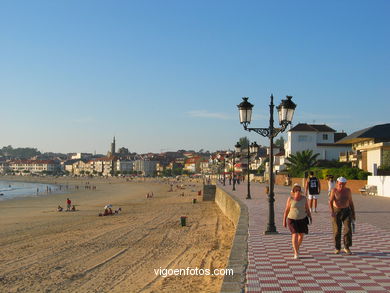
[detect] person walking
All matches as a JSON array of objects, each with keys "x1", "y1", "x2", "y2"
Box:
[
  {"x1": 283, "y1": 184, "x2": 312, "y2": 259},
  {"x1": 329, "y1": 177, "x2": 355, "y2": 255},
  {"x1": 305, "y1": 171, "x2": 321, "y2": 213},
  {"x1": 327, "y1": 175, "x2": 336, "y2": 197}
]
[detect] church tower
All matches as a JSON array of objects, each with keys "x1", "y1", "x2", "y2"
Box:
[{"x1": 111, "y1": 136, "x2": 116, "y2": 155}]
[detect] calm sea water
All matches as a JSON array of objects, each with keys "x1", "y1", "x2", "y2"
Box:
[{"x1": 0, "y1": 180, "x2": 63, "y2": 201}]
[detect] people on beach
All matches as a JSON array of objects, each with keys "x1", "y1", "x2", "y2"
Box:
[
  {"x1": 329, "y1": 177, "x2": 355, "y2": 255},
  {"x1": 57, "y1": 205, "x2": 63, "y2": 212},
  {"x1": 283, "y1": 183, "x2": 312, "y2": 259},
  {"x1": 71, "y1": 205, "x2": 76, "y2": 211},
  {"x1": 305, "y1": 171, "x2": 321, "y2": 213},
  {"x1": 98, "y1": 204, "x2": 121, "y2": 216},
  {"x1": 66, "y1": 198, "x2": 72, "y2": 211}
]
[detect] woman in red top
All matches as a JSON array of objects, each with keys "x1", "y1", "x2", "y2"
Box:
[{"x1": 66, "y1": 198, "x2": 71, "y2": 211}]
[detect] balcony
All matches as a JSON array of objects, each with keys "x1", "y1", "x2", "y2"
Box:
[{"x1": 339, "y1": 152, "x2": 360, "y2": 162}]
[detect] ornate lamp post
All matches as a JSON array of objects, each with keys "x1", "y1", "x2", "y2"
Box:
[
  {"x1": 238, "y1": 95, "x2": 296, "y2": 234},
  {"x1": 232, "y1": 142, "x2": 241, "y2": 191},
  {"x1": 246, "y1": 141, "x2": 259, "y2": 199},
  {"x1": 217, "y1": 154, "x2": 226, "y2": 186}
]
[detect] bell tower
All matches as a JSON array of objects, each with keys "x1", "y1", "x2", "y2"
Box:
[{"x1": 110, "y1": 136, "x2": 116, "y2": 155}]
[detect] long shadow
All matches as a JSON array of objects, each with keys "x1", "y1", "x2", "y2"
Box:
[{"x1": 353, "y1": 251, "x2": 390, "y2": 258}]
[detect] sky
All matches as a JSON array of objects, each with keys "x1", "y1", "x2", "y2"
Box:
[{"x1": 0, "y1": 0, "x2": 389, "y2": 154}]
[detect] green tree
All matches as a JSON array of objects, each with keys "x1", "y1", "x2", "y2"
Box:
[
  {"x1": 162, "y1": 169, "x2": 173, "y2": 177},
  {"x1": 0, "y1": 145, "x2": 41, "y2": 158},
  {"x1": 275, "y1": 137, "x2": 285, "y2": 150},
  {"x1": 239, "y1": 137, "x2": 249, "y2": 149},
  {"x1": 285, "y1": 150, "x2": 320, "y2": 177},
  {"x1": 381, "y1": 150, "x2": 390, "y2": 169}
]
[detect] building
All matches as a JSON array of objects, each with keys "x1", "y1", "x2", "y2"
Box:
[
  {"x1": 115, "y1": 159, "x2": 133, "y2": 174},
  {"x1": 336, "y1": 123, "x2": 390, "y2": 174},
  {"x1": 89, "y1": 157, "x2": 116, "y2": 176},
  {"x1": 70, "y1": 153, "x2": 93, "y2": 160},
  {"x1": 107, "y1": 137, "x2": 116, "y2": 157},
  {"x1": 285, "y1": 123, "x2": 351, "y2": 161},
  {"x1": 0, "y1": 162, "x2": 10, "y2": 174},
  {"x1": 133, "y1": 160, "x2": 157, "y2": 176},
  {"x1": 183, "y1": 156, "x2": 203, "y2": 173},
  {"x1": 8, "y1": 160, "x2": 59, "y2": 174},
  {"x1": 71, "y1": 159, "x2": 91, "y2": 175}
]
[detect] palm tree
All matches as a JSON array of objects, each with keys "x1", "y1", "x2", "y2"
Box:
[{"x1": 285, "y1": 150, "x2": 320, "y2": 177}]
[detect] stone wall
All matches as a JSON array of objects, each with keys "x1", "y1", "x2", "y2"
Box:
[
  {"x1": 214, "y1": 187, "x2": 248, "y2": 293},
  {"x1": 275, "y1": 174, "x2": 367, "y2": 194}
]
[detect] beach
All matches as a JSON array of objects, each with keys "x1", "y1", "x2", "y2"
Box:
[{"x1": 0, "y1": 176, "x2": 234, "y2": 292}]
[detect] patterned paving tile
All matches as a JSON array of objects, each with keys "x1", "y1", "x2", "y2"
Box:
[{"x1": 220, "y1": 183, "x2": 390, "y2": 292}]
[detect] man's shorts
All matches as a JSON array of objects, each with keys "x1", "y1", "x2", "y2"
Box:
[{"x1": 308, "y1": 194, "x2": 319, "y2": 200}]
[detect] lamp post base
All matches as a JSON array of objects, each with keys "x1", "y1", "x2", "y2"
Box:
[{"x1": 264, "y1": 230, "x2": 279, "y2": 235}]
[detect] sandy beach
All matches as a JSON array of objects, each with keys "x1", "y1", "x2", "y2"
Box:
[{"x1": 0, "y1": 176, "x2": 234, "y2": 293}]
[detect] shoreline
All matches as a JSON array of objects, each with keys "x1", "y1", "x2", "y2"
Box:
[{"x1": 0, "y1": 178, "x2": 67, "y2": 201}]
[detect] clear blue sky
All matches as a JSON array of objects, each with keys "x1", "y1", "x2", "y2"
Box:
[{"x1": 1, "y1": 1, "x2": 389, "y2": 154}]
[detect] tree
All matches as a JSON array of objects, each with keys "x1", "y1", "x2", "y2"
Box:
[
  {"x1": 0, "y1": 145, "x2": 41, "y2": 158},
  {"x1": 275, "y1": 137, "x2": 285, "y2": 150},
  {"x1": 380, "y1": 150, "x2": 390, "y2": 169},
  {"x1": 285, "y1": 150, "x2": 320, "y2": 177},
  {"x1": 239, "y1": 137, "x2": 249, "y2": 149}
]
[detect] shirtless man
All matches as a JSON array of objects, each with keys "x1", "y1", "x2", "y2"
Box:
[{"x1": 329, "y1": 177, "x2": 356, "y2": 255}]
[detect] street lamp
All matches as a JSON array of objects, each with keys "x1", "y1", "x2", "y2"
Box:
[
  {"x1": 232, "y1": 142, "x2": 241, "y2": 191},
  {"x1": 237, "y1": 95, "x2": 296, "y2": 234},
  {"x1": 246, "y1": 141, "x2": 259, "y2": 199},
  {"x1": 217, "y1": 154, "x2": 226, "y2": 186}
]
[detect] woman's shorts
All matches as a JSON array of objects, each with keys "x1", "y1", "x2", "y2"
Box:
[{"x1": 288, "y1": 217, "x2": 309, "y2": 234}]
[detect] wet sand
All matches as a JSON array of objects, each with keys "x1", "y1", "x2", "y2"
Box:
[{"x1": 0, "y1": 176, "x2": 235, "y2": 292}]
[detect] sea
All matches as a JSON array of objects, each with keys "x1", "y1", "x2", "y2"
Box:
[{"x1": 0, "y1": 180, "x2": 63, "y2": 201}]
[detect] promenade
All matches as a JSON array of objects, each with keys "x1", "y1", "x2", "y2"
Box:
[{"x1": 219, "y1": 181, "x2": 390, "y2": 292}]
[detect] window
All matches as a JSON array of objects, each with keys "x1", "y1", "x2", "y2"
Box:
[
  {"x1": 298, "y1": 135, "x2": 308, "y2": 142},
  {"x1": 323, "y1": 134, "x2": 328, "y2": 140}
]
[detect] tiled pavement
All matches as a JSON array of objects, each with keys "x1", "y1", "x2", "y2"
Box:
[{"x1": 220, "y1": 182, "x2": 390, "y2": 293}]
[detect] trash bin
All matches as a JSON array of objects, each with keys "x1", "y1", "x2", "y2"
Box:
[
  {"x1": 198, "y1": 190, "x2": 201, "y2": 196},
  {"x1": 192, "y1": 198, "x2": 197, "y2": 204},
  {"x1": 180, "y1": 216, "x2": 187, "y2": 226}
]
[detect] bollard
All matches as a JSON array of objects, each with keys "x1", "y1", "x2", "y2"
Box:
[
  {"x1": 180, "y1": 216, "x2": 187, "y2": 226},
  {"x1": 192, "y1": 198, "x2": 197, "y2": 204}
]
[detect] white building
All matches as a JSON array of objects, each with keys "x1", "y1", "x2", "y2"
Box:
[
  {"x1": 70, "y1": 153, "x2": 93, "y2": 160},
  {"x1": 285, "y1": 123, "x2": 351, "y2": 161},
  {"x1": 89, "y1": 157, "x2": 115, "y2": 176},
  {"x1": 115, "y1": 160, "x2": 133, "y2": 173},
  {"x1": 133, "y1": 160, "x2": 157, "y2": 176},
  {"x1": 0, "y1": 162, "x2": 10, "y2": 174},
  {"x1": 9, "y1": 160, "x2": 58, "y2": 174},
  {"x1": 336, "y1": 123, "x2": 390, "y2": 174}
]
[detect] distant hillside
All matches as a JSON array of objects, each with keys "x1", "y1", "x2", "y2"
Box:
[{"x1": 0, "y1": 145, "x2": 41, "y2": 159}]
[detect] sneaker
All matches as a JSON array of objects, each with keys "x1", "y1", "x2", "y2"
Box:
[
  {"x1": 293, "y1": 254, "x2": 299, "y2": 259},
  {"x1": 344, "y1": 248, "x2": 352, "y2": 255},
  {"x1": 334, "y1": 249, "x2": 341, "y2": 254}
]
